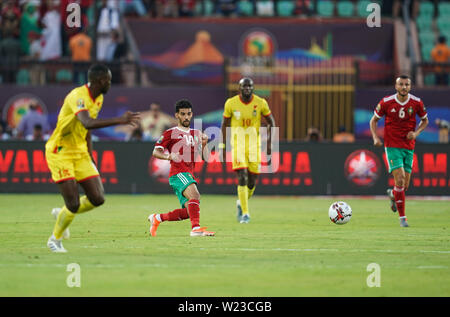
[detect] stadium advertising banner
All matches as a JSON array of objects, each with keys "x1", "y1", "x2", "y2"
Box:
[
  {"x1": 0, "y1": 141, "x2": 448, "y2": 196},
  {"x1": 126, "y1": 19, "x2": 394, "y2": 85}
]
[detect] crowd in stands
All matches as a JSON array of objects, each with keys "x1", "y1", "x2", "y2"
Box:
[{"x1": 0, "y1": 0, "x2": 129, "y2": 84}]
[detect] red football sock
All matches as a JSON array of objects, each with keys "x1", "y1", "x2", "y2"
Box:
[
  {"x1": 186, "y1": 199, "x2": 200, "y2": 229},
  {"x1": 160, "y1": 208, "x2": 189, "y2": 222},
  {"x1": 393, "y1": 186, "x2": 406, "y2": 218}
]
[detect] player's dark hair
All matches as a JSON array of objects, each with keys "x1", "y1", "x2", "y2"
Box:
[
  {"x1": 398, "y1": 75, "x2": 410, "y2": 81},
  {"x1": 88, "y1": 64, "x2": 110, "y2": 82},
  {"x1": 175, "y1": 99, "x2": 193, "y2": 113}
]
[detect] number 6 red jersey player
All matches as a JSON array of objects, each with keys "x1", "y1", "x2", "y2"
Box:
[
  {"x1": 148, "y1": 99, "x2": 214, "y2": 237},
  {"x1": 369, "y1": 75, "x2": 429, "y2": 227}
]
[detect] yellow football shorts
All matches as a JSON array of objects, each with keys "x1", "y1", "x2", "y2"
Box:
[
  {"x1": 231, "y1": 142, "x2": 261, "y2": 174},
  {"x1": 46, "y1": 151, "x2": 100, "y2": 183}
]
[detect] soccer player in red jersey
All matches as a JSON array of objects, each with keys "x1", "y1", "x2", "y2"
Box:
[
  {"x1": 148, "y1": 99, "x2": 214, "y2": 237},
  {"x1": 369, "y1": 75, "x2": 429, "y2": 227}
]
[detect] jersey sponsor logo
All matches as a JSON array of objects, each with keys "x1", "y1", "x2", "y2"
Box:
[{"x1": 233, "y1": 110, "x2": 241, "y2": 119}]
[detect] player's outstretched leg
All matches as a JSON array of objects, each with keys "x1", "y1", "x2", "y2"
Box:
[
  {"x1": 386, "y1": 188, "x2": 397, "y2": 212},
  {"x1": 393, "y1": 186, "x2": 408, "y2": 227},
  {"x1": 148, "y1": 208, "x2": 190, "y2": 237}
]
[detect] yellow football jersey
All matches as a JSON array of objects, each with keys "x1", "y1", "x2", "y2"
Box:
[
  {"x1": 46, "y1": 84, "x2": 103, "y2": 156},
  {"x1": 223, "y1": 94, "x2": 271, "y2": 129},
  {"x1": 223, "y1": 94, "x2": 271, "y2": 148}
]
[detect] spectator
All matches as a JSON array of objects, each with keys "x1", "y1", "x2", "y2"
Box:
[
  {"x1": 216, "y1": 0, "x2": 238, "y2": 17},
  {"x1": 435, "y1": 118, "x2": 449, "y2": 144},
  {"x1": 305, "y1": 126, "x2": 323, "y2": 142},
  {"x1": 39, "y1": 0, "x2": 62, "y2": 61},
  {"x1": 155, "y1": 0, "x2": 178, "y2": 17},
  {"x1": 1, "y1": 0, "x2": 21, "y2": 39},
  {"x1": 333, "y1": 126, "x2": 355, "y2": 143},
  {"x1": 294, "y1": 0, "x2": 312, "y2": 16},
  {"x1": 127, "y1": 124, "x2": 144, "y2": 141},
  {"x1": 105, "y1": 29, "x2": 126, "y2": 62},
  {"x1": 0, "y1": 0, "x2": 21, "y2": 82},
  {"x1": 0, "y1": 120, "x2": 12, "y2": 140},
  {"x1": 16, "y1": 102, "x2": 50, "y2": 140},
  {"x1": 431, "y1": 36, "x2": 450, "y2": 86},
  {"x1": 141, "y1": 103, "x2": 177, "y2": 141},
  {"x1": 119, "y1": 0, "x2": 148, "y2": 16},
  {"x1": 19, "y1": 2, "x2": 41, "y2": 56},
  {"x1": 97, "y1": 0, "x2": 120, "y2": 61},
  {"x1": 69, "y1": 28, "x2": 92, "y2": 84},
  {"x1": 177, "y1": 0, "x2": 195, "y2": 17},
  {"x1": 26, "y1": 123, "x2": 49, "y2": 141},
  {"x1": 60, "y1": 0, "x2": 93, "y2": 56}
]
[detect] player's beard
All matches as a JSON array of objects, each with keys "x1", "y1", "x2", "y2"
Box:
[{"x1": 181, "y1": 119, "x2": 190, "y2": 127}]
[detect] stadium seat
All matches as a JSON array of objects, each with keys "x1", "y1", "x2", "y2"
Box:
[
  {"x1": 277, "y1": 0, "x2": 295, "y2": 17},
  {"x1": 16, "y1": 69, "x2": 30, "y2": 85},
  {"x1": 418, "y1": 30, "x2": 436, "y2": 47},
  {"x1": 238, "y1": 0, "x2": 254, "y2": 16},
  {"x1": 337, "y1": 1, "x2": 354, "y2": 17},
  {"x1": 436, "y1": 16, "x2": 450, "y2": 35},
  {"x1": 56, "y1": 69, "x2": 73, "y2": 83},
  {"x1": 416, "y1": 14, "x2": 433, "y2": 30},
  {"x1": 424, "y1": 73, "x2": 435, "y2": 86},
  {"x1": 195, "y1": 0, "x2": 214, "y2": 16},
  {"x1": 421, "y1": 44, "x2": 433, "y2": 62},
  {"x1": 356, "y1": 0, "x2": 371, "y2": 17},
  {"x1": 438, "y1": 2, "x2": 450, "y2": 17},
  {"x1": 418, "y1": 1, "x2": 435, "y2": 18},
  {"x1": 317, "y1": 0, "x2": 334, "y2": 17}
]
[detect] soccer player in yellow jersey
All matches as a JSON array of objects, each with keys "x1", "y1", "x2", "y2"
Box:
[
  {"x1": 221, "y1": 78, "x2": 275, "y2": 223},
  {"x1": 46, "y1": 64, "x2": 140, "y2": 253}
]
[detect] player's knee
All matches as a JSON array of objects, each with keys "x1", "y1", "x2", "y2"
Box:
[
  {"x1": 90, "y1": 195, "x2": 105, "y2": 207},
  {"x1": 67, "y1": 202, "x2": 80, "y2": 213}
]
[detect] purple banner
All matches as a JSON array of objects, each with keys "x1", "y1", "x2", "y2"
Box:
[{"x1": 127, "y1": 18, "x2": 394, "y2": 85}]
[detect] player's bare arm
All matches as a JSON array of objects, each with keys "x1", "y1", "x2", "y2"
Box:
[
  {"x1": 152, "y1": 147, "x2": 179, "y2": 161},
  {"x1": 263, "y1": 114, "x2": 276, "y2": 155},
  {"x1": 369, "y1": 113, "x2": 382, "y2": 146},
  {"x1": 407, "y1": 116, "x2": 429, "y2": 140},
  {"x1": 76, "y1": 110, "x2": 140, "y2": 130}
]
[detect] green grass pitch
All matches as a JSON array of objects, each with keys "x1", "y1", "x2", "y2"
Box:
[{"x1": 0, "y1": 193, "x2": 449, "y2": 297}]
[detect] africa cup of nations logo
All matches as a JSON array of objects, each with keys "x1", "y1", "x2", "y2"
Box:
[
  {"x1": 344, "y1": 150, "x2": 381, "y2": 186},
  {"x1": 2, "y1": 94, "x2": 48, "y2": 128},
  {"x1": 240, "y1": 29, "x2": 277, "y2": 66}
]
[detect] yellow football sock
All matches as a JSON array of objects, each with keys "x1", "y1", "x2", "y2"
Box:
[
  {"x1": 238, "y1": 185, "x2": 249, "y2": 215},
  {"x1": 53, "y1": 206, "x2": 75, "y2": 240},
  {"x1": 248, "y1": 186, "x2": 255, "y2": 199},
  {"x1": 76, "y1": 195, "x2": 95, "y2": 214}
]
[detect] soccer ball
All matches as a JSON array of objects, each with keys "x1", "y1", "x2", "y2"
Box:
[{"x1": 329, "y1": 201, "x2": 352, "y2": 225}]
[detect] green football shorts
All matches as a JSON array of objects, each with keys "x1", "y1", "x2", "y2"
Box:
[
  {"x1": 169, "y1": 172, "x2": 197, "y2": 208},
  {"x1": 385, "y1": 147, "x2": 414, "y2": 173}
]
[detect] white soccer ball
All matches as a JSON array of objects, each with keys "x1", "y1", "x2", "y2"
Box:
[{"x1": 329, "y1": 201, "x2": 352, "y2": 225}]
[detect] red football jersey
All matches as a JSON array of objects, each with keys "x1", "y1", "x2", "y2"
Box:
[
  {"x1": 154, "y1": 127, "x2": 203, "y2": 177},
  {"x1": 374, "y1": 93, "x2": 428, "y2": 150}
]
